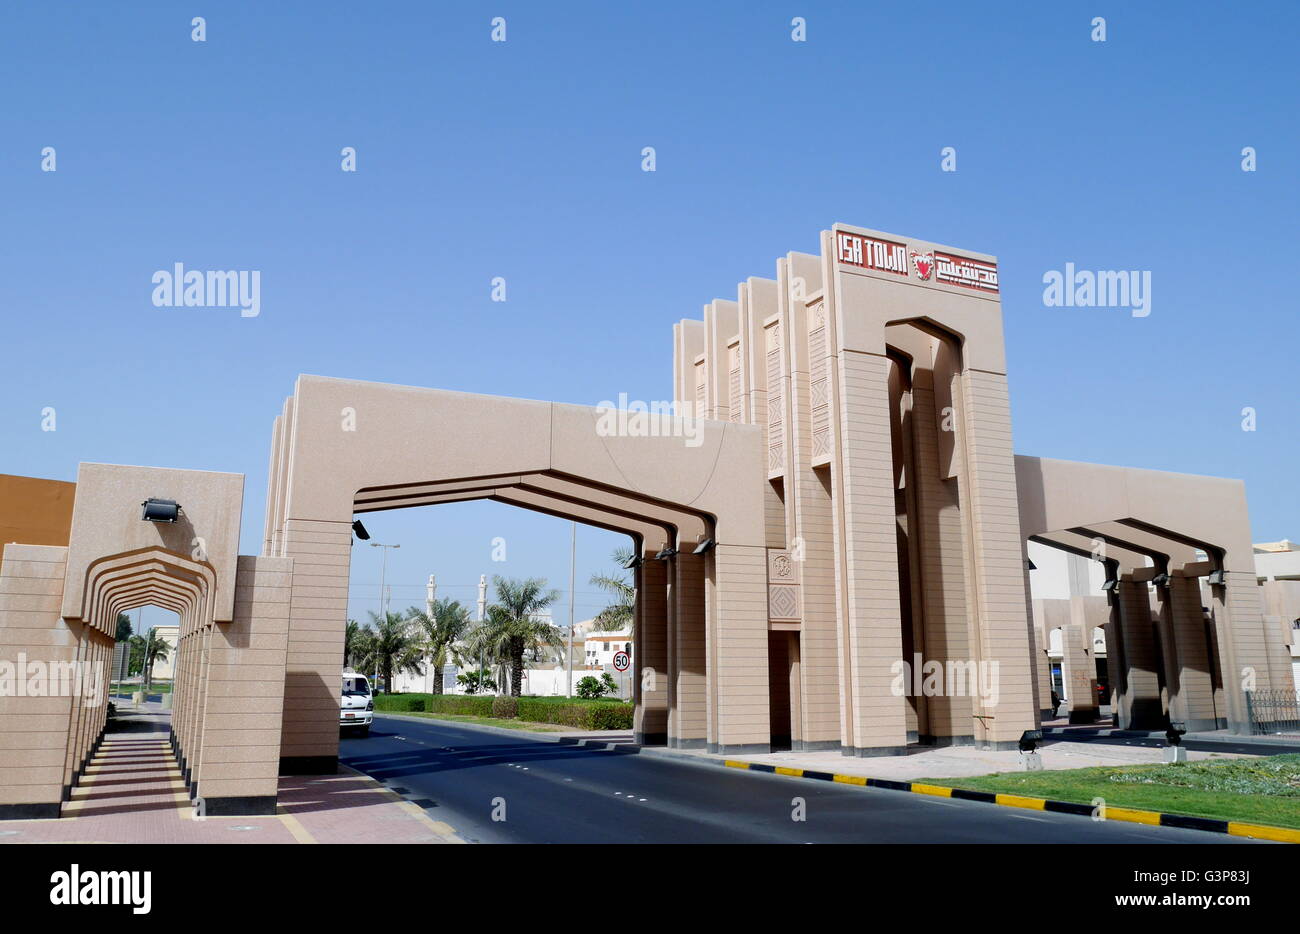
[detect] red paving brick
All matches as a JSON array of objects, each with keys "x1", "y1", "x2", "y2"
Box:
[{"x1": 1, "y1": 717, "x2": 461, "y2": 845}]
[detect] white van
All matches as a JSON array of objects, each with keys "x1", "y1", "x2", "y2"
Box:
[{"x1": 341, "y1": 671, "x2": 373, "y2": 737}]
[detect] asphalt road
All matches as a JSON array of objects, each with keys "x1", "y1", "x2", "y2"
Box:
[{"x1": 338, "y1": 715, "x2": 1265, "y2": 844}]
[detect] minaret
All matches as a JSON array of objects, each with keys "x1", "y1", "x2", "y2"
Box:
[{"x1": 477, "y1": 573, "x2": 488, "y2": 621}]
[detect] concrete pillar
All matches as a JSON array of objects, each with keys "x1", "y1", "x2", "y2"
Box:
[
  {"x1": 670, "y1": 553, "x2": 707, "y2": 749},
  {"x1": 710, "y1": 543, "x2": 770, "y2": 754},
  {"x1": 1115, "y1": 577, "x2": 1165, "y2": 729},
  {"x1": 782, "y1": 284, "x2": 841, "y2": 750},
  {"x1": 829, "y1": 347, "x2": 909, "y2": 755},
  {"x1": 633, "y1": 553, "x2": 668, "y2": 745},
  {"x1": 278, "y1": 517, "x2": 352, "y2": 774},
  {"x1": 1059, "y1": 618, "x2": 1098, "y2": 723},
  {"x1": 1162, "y1": 575, "x2": 1221, "y2": 731},
  {"x1": 909, "y1": 367, "x2": 974, "y2": 743},
  {"x1": 954, "y1": 368, "x2": 1037, "y2": 747}
]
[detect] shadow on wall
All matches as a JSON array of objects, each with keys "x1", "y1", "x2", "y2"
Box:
[{"x1": 280, "y1": 670, "x2": 342, "y2": 775}]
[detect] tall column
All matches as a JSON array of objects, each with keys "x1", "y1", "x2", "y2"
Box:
[
  {"x1": 830, "y1": 348, "x2": 909, "y2": 755},
  {"x1": 710, "y1": 544, "x2": 771, "y2": 753},
  {"x1": 954, "y1": 368, "x2": 1036, "y2": 747},
  {"x1": 279, "y1": 517, "x2": 352, "y2": 773},
  {"x1": 909, "y1": 366, "x2": 974, "y2": 743},
  {"x1": 670, "y1": 553, "x2": 707, "y2": 748},
  {"x1": 1116, "y1": 576, "x2": 1165, "y2": 728},
  {"x1": 633, "y1": 553, "x2": 669, "y2": 745},
  {"x1": 1060, "y1": 616, "x2": 1098, "y2": 723},
  {"x1": 783, "y1": 293, "x2": 841, "y2": 750},
  {"x1": 1165, "y1": 575, "x2": 1220, "y2": 730}
]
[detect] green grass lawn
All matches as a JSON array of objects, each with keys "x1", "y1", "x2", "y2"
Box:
[
  {"x1": 376, "y1": 710, "x2": 572, "y2": 732},
  {"x1": 923, "y1": 754, "x2": 1300, "y2": 829}
]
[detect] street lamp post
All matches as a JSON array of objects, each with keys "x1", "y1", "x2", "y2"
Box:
[{"x1": 370, "y1": 542, "x2": 400, "y2": 690}]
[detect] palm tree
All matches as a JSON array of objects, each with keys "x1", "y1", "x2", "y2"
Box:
[
  {"x1": 363, "y1": 610, "x2": 423, "y2": 693},
  {"x1": 591, "y1": 546, "x2": 636, "y2": 633},
  {"x1": 129, "y1": 627, "x2": 171, "y2": 690},
  {"x1": 343, "y1": 619, "x2": 371, "y2": 669},
  {"x1": 408, "y1": 598, "x2": 473, "y2": 694},
  {"x1": 466, "y1": 577, "x2": 563, "y2": 697}
]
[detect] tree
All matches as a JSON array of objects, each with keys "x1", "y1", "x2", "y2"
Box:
[
  {"x1": 456, "y1": 670, "x2": 497, "y2": 695},
  {"x1": 591, "y1": 546, "x2": 635, "y2": 632},
  {"x1": 361, "y1": 610, "x2": 423, "y2": 693},
  {"x1": 128, "y1": 628, "x2": 171, "y2": 690},
  {"x1": 343, "y1": 619, "x2": 371, "y2": 670},
  {"x1": 408, "y1": 598, "x2": 473, "y2": 694},
  {"x1": 465, "y1": 577, "x2": 563, "y2": 697},
  {"x1": 115, "y1": 613, "x2": 133, "y2": 643}
]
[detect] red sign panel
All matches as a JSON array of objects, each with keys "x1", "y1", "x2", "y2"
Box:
[
  {"x1": 835, "y1": 232, "x2": 909, "y2": 276},
  {"x1": 934, "y1": 251, "x2": 999, "y2": 293}
]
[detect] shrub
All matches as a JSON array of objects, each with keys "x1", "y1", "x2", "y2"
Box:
[
  {"x1": 371, "y1": 691, "x2": 633, "y2": 730},
  {"x1": 584, "y1": 703, "x2": 634, "y2": 731},
  {"x1": 575, "y1": 675, "x2": 606, "y2": 699},
  {"x1": 492, "y1": 696, "x2": 518, "y2": 719}
]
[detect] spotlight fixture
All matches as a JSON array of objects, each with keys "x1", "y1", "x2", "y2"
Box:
[
  {"x1": 351, "y1": 519, "x2": 370, "y2": 541},
  {"x1": 1151, "y1": 572, "x2": 1170, "y2": 588},
  {"x1": 654, "y1": 546, "x2": 677, "y2": 561},
  {"x1": 692, "y1": 538, "x2": 716, "y2": 555},
  {"x1": 622, "y1": 554, "x2": 643, "y2": 570},
  {"x1": 1018, "y1": 729, "x2": 1043, "y2": 754},
  {"x1": 1101, "y1": 578, "x2": 1120, "y2": 592},
  {"x1": 1207, "y1": 569, "x2": 1226, "y2": 586},
  {"x1": 1165, "y1": 720, "x2": 1187, "y2": 747},
  {"x1": 140, "y1": 498, "x2": 181, "y2": 523}
]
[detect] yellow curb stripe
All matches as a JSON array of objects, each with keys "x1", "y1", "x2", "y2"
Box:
[
  {"x1": 910, "y1": 783, "x2": 953, "y2": 798},
  {"x1": 832, "y1": 773, "x2": 867, "y2": 786},
  {"x1": 723, "y1": 760, "x2": 751, "y2": 769},
  {"x1": 277, "y1": 811, "x2": 318, "y2": 844},
  {"x1": 1227, "y1": 821, "x2": 1300, "y2": 844},
  {"x1": 995, "y1": 793, "x2": 1046, "y2": 811},
  {"x1": 1104, "y1": 806, "x2": 1162, "y2": 825},
  {"x1": 774, "y1": 766, "x2": 803, "y2": 776}
]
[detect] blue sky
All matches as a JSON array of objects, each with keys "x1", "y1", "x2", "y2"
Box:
[{"x1": 2, "y1": 1, "x2": 1296, "y2": 624}]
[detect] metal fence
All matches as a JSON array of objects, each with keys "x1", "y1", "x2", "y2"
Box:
[{"x1": 1244, "y1": 689, "x2": 1300, "y2": 735}]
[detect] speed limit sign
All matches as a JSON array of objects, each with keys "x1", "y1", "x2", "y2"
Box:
[{"x1": 612, "y1": 651, "x2": 631, "y2": 672}]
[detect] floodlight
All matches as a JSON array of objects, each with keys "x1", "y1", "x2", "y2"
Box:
[
  {"x1": 1165, "y1": 721, "x2": 1187, "y2": 746},
  {"x1": 140, "y1": 499, "x2": 180, "y2": 523},
  {"x1": 1018, "y1": 729, "x2": 1042, "y2": 753},
  {"x1": 1151, "y1": 572, "x2": 1170, "y2": 588},
  {"x1": 622, "y1": 554, "x2": 643, "y2": 570},
  {"x1": 1101, "y1": 578, "x2": 1120, "y2": 592},
  {"x1": 692, "y1": 538, "x2": 716, "y2": 555},
  {"x1": 654, "y1": 547, "x2": 677, "y2": 561},
  {"x1": 351, "y1": 520, "x2": 370, "y2": 541},
  {"x1": 1207, "y1": 570, "x2": 1226, "y2": 586}
]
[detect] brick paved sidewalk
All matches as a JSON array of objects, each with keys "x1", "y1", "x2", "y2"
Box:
[{"x1": 0, "y1": 717, "x2": 464, "y2": 845}]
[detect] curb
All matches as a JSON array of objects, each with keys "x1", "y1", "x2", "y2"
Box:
[
  {"x1": 373, "y1": 713, "x2": 1299, "y2": 844},
  {"x1": 716, "y1": 759, "x2": 1300, "y2": 844}
]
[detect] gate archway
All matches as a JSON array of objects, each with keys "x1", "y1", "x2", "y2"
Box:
[{"x1": 264, "y1": 375, "x2": 773, "y2": 771}]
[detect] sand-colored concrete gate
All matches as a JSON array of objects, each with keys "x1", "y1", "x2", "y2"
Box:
[{"x1": 263, "y1": 375, "x2": 773, "y2": 770}]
